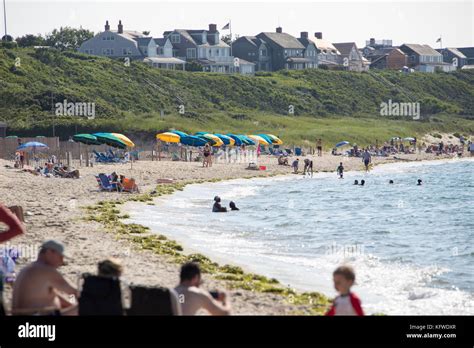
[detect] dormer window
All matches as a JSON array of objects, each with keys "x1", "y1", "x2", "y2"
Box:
[{"x1": 171, "y1": 34, "x2": 180, "y2": 44}]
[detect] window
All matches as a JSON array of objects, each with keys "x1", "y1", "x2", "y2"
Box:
[
  {"x1": 84, "y1": 49, "x2": 93, "y2": 54},
  {"x1": 284, "y1": 49, "x2": 288, "y2": 56},
  {"x1": 157, "y1": 47, "x2": 164, "y2": 55},
  {"x1": 102, "y1": 48, "x2": 114, "y2": 55},
  {"x1": 187, "y1": 48, "x2": 196, "y2": 58},
  {"x1": 260, "y1": 49, "x2": 267, "y2": 56},
  {"x1": 171, "y1": 34, "x2": 180, "y2": 44}
]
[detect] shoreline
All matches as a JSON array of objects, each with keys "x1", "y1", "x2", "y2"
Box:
[{"x1": 1, "y1": 152, "x2": 467, "y2": 315}]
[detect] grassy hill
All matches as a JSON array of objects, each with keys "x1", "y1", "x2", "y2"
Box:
[{"x1": 1, "y1": 47, "x2": 474, "y2": 145}]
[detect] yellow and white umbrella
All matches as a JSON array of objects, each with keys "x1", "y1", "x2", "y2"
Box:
[
  {"x1": 248, "y1": 135, "x2": 270, "y2": 146},
  {"x1": 266, "y1": 134, "x2": 283, "y2": 145},
  {"x1": 112, "y1": 133, "x2": 135, "y2": 147}
]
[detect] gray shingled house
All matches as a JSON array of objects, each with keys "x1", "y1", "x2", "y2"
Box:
[
  {"x1": 436, "y1": 48, "x2": 468, "y2": 69},
  {"x1": 232, "y1": 36, "x2": 272, "y2": 71},
  {"x1": 297, "y1": 32, "x2": 318, "y2": 68},
  {"x1": 333, "y1": 42, "x2": 367, "y2": 72},
  {"x1": 256, "y1": 27, "x2": 307, "y2": 71},
  {"x1": 399, "y1": 44, "x2": 455, "y2": 72}
]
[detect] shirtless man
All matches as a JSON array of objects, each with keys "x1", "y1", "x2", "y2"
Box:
[
  {"x1": 12, "y1": 240, "x2": 79, "y2": 315},
  {"x1": 175, "y1": 262, "x2": 231, "y2": 315}
]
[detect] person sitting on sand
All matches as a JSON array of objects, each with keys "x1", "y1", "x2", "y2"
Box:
[
  {"x1": 278, "y1": 155, "x2": 289, "y2": 166},
  {"x1": 292, "y1": 158, "x2": 299, "y2": 173},
  {"x1": 212, "y1": 196, "x2": 227, "y2": 213},
  {"x1": 417, "y1": 179, "x2": 422, "y2": 186},
  {"x1": 360, "y1": 180, "x2": 365, "y2": 186},
  {"x1": 326, "y1": 265, "x2": 364, "y2": 316},
  {"x1": 110, "y1": 172, "x2": 122, "y2": 191},
  {"x1": 353, "y1": 180, "x2": 359, "y2": 185},
  {"x1": 174, "y1": 262, "x2": 231, "y2": 316},
  {"x1": 98, "y1": 258, "x2": 123, "y2": 278},
  {"x1": 303, "y1": 159, "x2": 313, "y2": 177},
  {"x1": 229, "y1": 201, "x2": 239, "y2": 211},
  {"x1": 337, "y1": 162, "x2": 344, "y2": 179},
  {"x1": 12, "y1": 240, "x2": 79, "y2": 316}
]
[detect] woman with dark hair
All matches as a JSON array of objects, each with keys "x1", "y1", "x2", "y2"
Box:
[{"x1": 212, "y1": 196, "x2": 227, "y2": 212}]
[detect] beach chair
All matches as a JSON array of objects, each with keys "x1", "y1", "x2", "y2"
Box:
[
  {"x1": 295, "y1": 147, "x2": 302, "y2": 156},
  {"x1": 126, "y1": 285, "x2": 181, "y2": 316},
  {"x1": 285, "y1": 148, "x2": 293, "y2": 155},
  {"x1": 78, "y1": 273, "x2": 124, "y2": 316},
  {"x1": 98, "y1": 173, "x2": 117, "y2": 191}
]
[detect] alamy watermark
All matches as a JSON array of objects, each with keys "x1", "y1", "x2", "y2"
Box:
[
  {"x1": 55, "y1": 99, "x2": 95, "y2": 119},
  {"x1": 380, "y1": 99, "x2": 420, "y2": 120}
]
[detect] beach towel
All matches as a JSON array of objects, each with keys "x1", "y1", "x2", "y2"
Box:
[
  {"x1": 127, "y1": 286, "x2": 174, "y2": 316},
  {"x1": 78, "y1": 274, "x2": 123, "y2": 316}
]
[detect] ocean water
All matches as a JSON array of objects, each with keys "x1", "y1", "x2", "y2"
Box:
[{"x1": 127, "y1": 158, "x2": 474, "y2": 315}]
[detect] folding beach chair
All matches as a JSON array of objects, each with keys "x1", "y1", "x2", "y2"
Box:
[
  {"x1": 126, "y1": 285, "x2": 180, "y2": 316},
  {"x1": 78, "y1": 273, "x2": 124, "y2": 316},
  {"x1": 97, "y1": 173, "x2": 117, "y2": 191}
]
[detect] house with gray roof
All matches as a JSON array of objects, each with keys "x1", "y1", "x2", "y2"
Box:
[
  {"x1": 333, "y1": 42, "x2": 367, "y2": 72},
  {"x1": 232, "y1": 36, "x2": 272, "y2": 71},
  {"x1": 78, "y1": 20, "x2": 185, "y2": 70},
  {"x1": 454, "y1": 47, "x2": 474, "y2": 66},
  {"x1": 436, "y1": 48, "x2": 468, "y2": 69},
  {"x1": 297, "y1": 32, "x2": 318, "y2": 69},
  {"x1": 399, "y1": 44, "x2": 455, "y2": 72},
  {"x1": 163, "y1": 24, "x2": 246, "y2": 73},
  {"x1": 310, "y1": 32, "x2": 341, "y2": 68},
  {"x1": 256, "y1": 27, "x2": 308, "y2": 71}
]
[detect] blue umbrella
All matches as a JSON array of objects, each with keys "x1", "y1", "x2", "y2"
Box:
[
  {"x1": 335, "y1": 141, "x2": 350, "y2": 148},
  {"x1": 238, "y1": 135, "x2": 256, "y2": 145},
  {"x1": 17, "y1": 141, "x2": 49, "y2": 151},
  {"x1": 257, "y1": 134, "x2": 273, "y2": 144},
  {"x1": 227, "y1": 134, "x2": 243, "y2": 146},
  {"x1": 180, "y1": 135, "x2": 208, "y2": 147},
  {"x1": 214, "y1": 134, "x2": 233, "y2": 146},
  {"x1": 169, "y1": 130, "x2": 188, "y2": 137}
]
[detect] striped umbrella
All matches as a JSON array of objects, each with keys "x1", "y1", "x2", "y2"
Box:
[
  {"x1": 72, "y1": 134, "x2": 102, "y2": 145},
  {"x1": 93, "y1": 133, "x2": 127, "y2": 149},
  {"x1": 112, "y1": 133, "x2": 135, "y2": 147},
  {"x1": 214, "y1": 134, "x2": 235, "y2": 146}
]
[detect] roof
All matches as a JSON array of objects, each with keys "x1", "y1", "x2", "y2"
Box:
[
  {"x1": 309, "y1": 37, "x2": 340, "y2": 54},
  {"x1": 400, "y1": 44, "x2": 441, "y2": 56},
  {"x1": 111, "y1": 30, "x2": 145, "y2": 40},
  {"x1": 297, "y1": 37, "x2": 316, "y2": 48},
  {"x1": 163, "y1": 29, "x2": 228, "y2": 47},
  {"x1": 134, "y1": 37, "x2": 153, "y2": 46},
  {"x1": 237, "y1": 36, "x2": 267, "y2": 48},
  {"x1": 436, "y1": 47, "x2": 467, "y2": 59},
  {"x1": 154, "y1": 38, "x2": 168, "y2": 46},
  {"x1": 236, "y1": 58, "x2": 255, "y2": 65},
  {"x1": 333, "y1": 42, "x2": 357, "y2": 55},
  {"x1": 457, "y1": 47, "x2": 474, "y2": 58},
  {"x1": 258, "y1": 32, "x2": 304, "y2": 49},
  {"x1": 144, "y1": 57, "x2": 186, "y2": 64}
]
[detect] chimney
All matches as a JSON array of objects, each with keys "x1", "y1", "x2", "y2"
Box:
[
  {"x1": 300, "y1": 31, "x2": 308, "y2": 39},
  {"x1": 370, "y1": 38, "x2": 375, "y2": 46},
  {"x1": 118, "y1": 20, "x2": 123, "y2": 34},
  {"x1": 105, "y1": 20, "x2": 110, "y2": 31},
  {"x1": 314, "y1": 32, "x2": 322, "y2": 39},
  {"x1": 209, "y1": 24, "x2": 217, "y2": 32},
  {"x1": 276, "y1": 27, "x2": 282, "y2": 34}
]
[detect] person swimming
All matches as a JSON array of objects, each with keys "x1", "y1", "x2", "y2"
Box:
[
  {"x1": 354, "y1": 180, "x2": 359, "y2": 185},
  {"x1": 389, "y1": 180, "x2": 394, "y2": 184},
  {"x1": 212, "y1": 196, "x2": 227, "y2": 212},
  {"x1": 417, "y1": 179, "x2": 422, "y2": 185},
  {"x1": 229, "y1": 201, "x2": 239, "y2": 211},
  {"x1": 360, "y1": 180, "x2": 365, "y2": 186}
]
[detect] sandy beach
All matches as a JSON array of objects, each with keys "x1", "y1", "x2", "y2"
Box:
[{"x1": 0, "y1": 150, "x2": 462, "y2": 315}]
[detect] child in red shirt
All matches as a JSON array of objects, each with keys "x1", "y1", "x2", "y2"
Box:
[{"x1": 326, "y1": 265, "x2": 364, "y2": 316}]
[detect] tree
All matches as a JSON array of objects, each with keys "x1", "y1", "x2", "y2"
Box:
[
  {"x1": 16, "y1": 34, "x2": 46, "y2": 47},
  {"x1": 45, "y1": 27, "x2": 94, "y2": 51},
  {"x1": 1, "y1": 35, "x2": 13, "y2": 42}
]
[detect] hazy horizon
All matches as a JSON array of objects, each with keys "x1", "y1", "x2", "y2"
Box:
[{"x1": 2, "y1": 0, "x2": 473, "y2": 48}]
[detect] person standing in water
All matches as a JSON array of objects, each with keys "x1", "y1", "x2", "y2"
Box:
[
  {"x1": 212, "y1": 196, "x2": 227, "y2": 212},
  {"x1": 337, "y1": 162, "x2": 344, "y2": 179},
  {"x1": 362, "y1": 149, "x2": 372, "y2": 172}
]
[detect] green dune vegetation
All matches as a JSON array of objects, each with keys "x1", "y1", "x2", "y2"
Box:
[{"x1": 1, "y1": 46, "x2": 473, "y2": 146}]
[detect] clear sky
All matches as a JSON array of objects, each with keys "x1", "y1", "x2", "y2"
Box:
[{"x1": 3, "y1": 0, "x2": 473, "y2": 48}]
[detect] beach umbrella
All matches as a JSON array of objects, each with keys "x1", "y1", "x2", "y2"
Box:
[
  {"x1": 248, "y1": 135, "x2": 269, "y2": 146},
  {"x1": 214, "y1": 134, "x2": 235, "y2": 146},
  {"x1": 227, "y1": 134, "x2": 243, "y2": 146},
  {"x1": 266, "y1": 134, "x2": 283, "y2": 145},
  {"x1": 156, "y1": 132, "x2": 180, "y2": 143},
  {"x1": 257, "y1": 134, "x2": 274, "y2": 144},
  {"x1": 169, "y1": 130, "x2": 188, "y2": 137},
  {"x1": 198, "y1": 133, "x2": 224, "y2": 147},
  {"x1": 237, "y1": 135, "x2": 256, "y2": 146},
  {"x1": 72, "y1": 134, "x2": 102, "y2": 145},
  {"x1": 16, "y1": 141, "x2": 48, "y2": 151},
  {"x1": 180, "y1": 135, "x2": 208, "y2": 147},
  {"x1": 93, "y1": 133, "x2": 127, "y2": 149},
  {"x1": 112, "y1": 133, "x2": 135, "y2": 147},
  {"x1": 335, "y1": 141, "x2": 350, "y2": 148}
]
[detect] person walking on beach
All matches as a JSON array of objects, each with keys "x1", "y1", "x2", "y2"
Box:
[
  {"x1": 203, "y1": 144, "x2": 211, "y2": 168},
  {"x1": 12, "y1": 240, "x2": 79, "y2": 315},
  {"x1": 317, "y1": 139, "x2": 322, "y2": 157},
  {"x1": 175, "y1": 262, "x2": 231, "y2": 315},
  {"x1": 303, "y1": 159, "x2": 313, "y2": 177},
  {"x1": 362, "y1": 149, "x2": 372, "y2": 172},
  {"x1": 292, "y1": 158, "x2": 300, "y2": 174},
  {"x1": 337, "y1": 162, "x2": 344, "y2": 179},
  {"x1": 326, "y1": 265, "x2": 364, "y2": 316}
]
